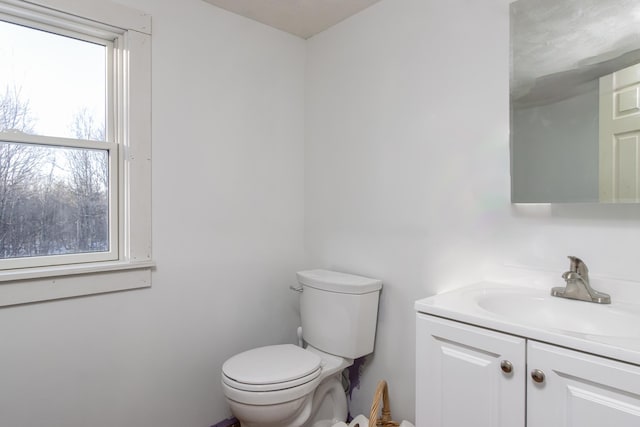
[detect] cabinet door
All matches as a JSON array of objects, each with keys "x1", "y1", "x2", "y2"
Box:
[
  {"x1": 528, "y1": 340, "x2": 640, "y2": 427},
  {"x1": 416, "y1": 314, "x2": 526, "y2": 427}
]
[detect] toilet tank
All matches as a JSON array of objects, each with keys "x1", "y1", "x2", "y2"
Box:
[{"x1": 297, "y1": 269, "x2": 382, "y2": 359}]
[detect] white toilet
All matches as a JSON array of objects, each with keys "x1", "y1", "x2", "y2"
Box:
[{"x1": 221, "y1": 269, "x2": 382, "y2": 427}]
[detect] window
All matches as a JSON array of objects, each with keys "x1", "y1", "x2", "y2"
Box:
[{"x1": 0, "y1": 0, "x2": 152, "y2": 306}]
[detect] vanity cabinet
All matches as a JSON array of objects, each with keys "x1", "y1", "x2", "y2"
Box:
[
  {"x1": 416, "y1": 314, "x2": 526, "y2": 426},
  {"x1": 417, "y1": 314, "x2": 640, "y2": 427}
]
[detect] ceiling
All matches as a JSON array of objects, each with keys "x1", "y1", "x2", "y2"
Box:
[{"x1": 201, "y1": 0, "x2": 383, "y2": 39}]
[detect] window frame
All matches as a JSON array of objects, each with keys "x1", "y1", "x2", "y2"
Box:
[{"x1": 0, "y1": 0, "x2": 152, "y2": 306}]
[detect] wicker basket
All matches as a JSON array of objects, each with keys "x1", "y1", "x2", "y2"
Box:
[
  {"x1": 368, "y1": 380, "x2": 400, "y2": 427},
  {"x1": 332, "y1": 380, "x2": 413, "y2": 427}
]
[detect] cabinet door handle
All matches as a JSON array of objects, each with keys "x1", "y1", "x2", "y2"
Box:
[
  {"x1": 531, "y1": 369, "x2": 545, "y2": 383},
  {"x1": 500, "y1": 360, "x2": 513, "y2": 374}
]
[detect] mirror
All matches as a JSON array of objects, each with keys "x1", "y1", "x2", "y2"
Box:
[{"x1": 510, "y1": 0, "x2": 640, "y2": 203}]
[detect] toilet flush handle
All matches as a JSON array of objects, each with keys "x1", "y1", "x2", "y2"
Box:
[{"x1": 289, "y1": 285, "x2": 303, "y2": 292}]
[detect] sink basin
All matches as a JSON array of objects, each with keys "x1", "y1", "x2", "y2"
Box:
[{"x1": 473, "y1": 287, "x2": 640, "y2": 338}]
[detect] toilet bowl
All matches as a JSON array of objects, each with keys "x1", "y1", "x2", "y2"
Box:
[
  {"x1": 222, "y1": 344, "x2": 352, "y2": 427},
  {"x1": 221, "y1": 270, "x2": 382, "y2": 427}
]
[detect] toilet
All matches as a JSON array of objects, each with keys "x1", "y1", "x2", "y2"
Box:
[{"x1": 221, "y1": 269, "x2": 382, "y2": 427}]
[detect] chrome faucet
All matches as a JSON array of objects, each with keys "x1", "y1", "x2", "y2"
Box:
[{"x1": 551, "y1": 256, "x2": 611, "y2": 304}]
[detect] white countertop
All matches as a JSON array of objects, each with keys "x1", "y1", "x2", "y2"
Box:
[{"x1": 415, "y1": 281, "x2": 640, "y2": 366}]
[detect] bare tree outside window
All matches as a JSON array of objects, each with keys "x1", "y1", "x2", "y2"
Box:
[
  {"x1": 0, "y1": 88, "x2": 109, "y2": 259},
  {"x1": 71, "y1": 106, "x2": 106, "y2": 142},
  {"x1": 0, "y1": 86, "x2": 36, "y2": 133}
]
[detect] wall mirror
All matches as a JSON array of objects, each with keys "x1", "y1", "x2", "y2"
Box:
[{"x1": 510, "y1": 0, "x2": 640, "y2": 203}]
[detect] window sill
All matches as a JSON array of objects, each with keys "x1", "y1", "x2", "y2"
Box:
[
  {"x1": 0, "y1": 260, "x2": 154, "y2": 307},
  {"x1": 0, "y1": 260, "x2": 155, "y2": 282}
]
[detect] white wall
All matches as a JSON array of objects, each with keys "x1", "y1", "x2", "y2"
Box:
[
  {"x1": 306, "y1": 0, "x2": 640, "y2": 421},
  {"x1": 0, "y1": 1, "x2": 306, "y2": 426},
  {"x1": 305, "y1": 0, "x2": 511, "y2": 418}
]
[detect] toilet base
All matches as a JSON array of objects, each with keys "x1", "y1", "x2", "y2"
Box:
[
  {"x1": 228, "y1": 373, "x2": 348, "y2": 427},
  {"x1": 227, "y1": 393, "x2": 313, "y2": 427},
  {"x1": 302, "y1": 373, "x2": 348, "y2": 427}
]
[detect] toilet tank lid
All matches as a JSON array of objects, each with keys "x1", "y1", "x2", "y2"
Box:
[{"x1": 297, "y1": 269, "x2": 382, "y2": 294}]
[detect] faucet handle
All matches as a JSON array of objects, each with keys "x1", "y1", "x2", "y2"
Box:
[
  {"x1": 567, "y1": 255, "x2": 582, "y2": 272},
  {"x1": 567, "y1": 255, "x2": 589, "y2": 280}
]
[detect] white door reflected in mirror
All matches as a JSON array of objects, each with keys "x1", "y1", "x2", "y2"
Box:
[{"x1": 599, "y1": 62, "x2": 640, "y2": 202}]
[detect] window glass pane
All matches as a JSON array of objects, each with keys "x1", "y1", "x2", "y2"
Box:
[
  {"x1": 0, "y1": 20, "x2": 106, "y2": 141},
  {"x1": 0, "y1": 142, "x2": 109, "y2": 259}
]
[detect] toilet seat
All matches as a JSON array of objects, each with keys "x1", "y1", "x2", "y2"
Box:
[
  {"x1": 222, "y1": 344, "x2": 324, "y2": 406},
  {"x1": 222, "y1": 344, "x2": 322, "y2": 392}
]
